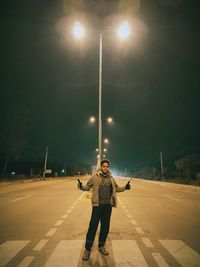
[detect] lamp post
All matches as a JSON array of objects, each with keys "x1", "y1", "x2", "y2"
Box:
[
  {"x1": 73, "y1": 21, "x2": 131, "y2": 167},
  {"x1": 98, "y1": 33, "x2": 103, "y2": 166}
]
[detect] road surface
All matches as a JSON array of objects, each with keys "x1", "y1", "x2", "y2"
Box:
[{"x1": 0, "y1": 177, "x2": 200, "y2": 266}]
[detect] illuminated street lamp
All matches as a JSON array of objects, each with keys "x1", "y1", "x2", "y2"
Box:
[
  {"x1": 104, "y1": 138, "x2": 109, "y2": 144},
  {"x1": 73, "y1": 21, "x2": 130, "y2": 166},
  {"x1": 89, "y1": 116, "x2": 96, "y2": 123},
  {"x1": 116, "y1": 21, "x2": 131, "y2": 39},
  {"x1": 103, "y1": 148, "x2": 107, "y2": 152},
  {"x1": 107, "y1": 117, "x2": 113, "y2": 124},
  {"x1": 73, "y1": 21, "x2": 86, "y2": 39}
]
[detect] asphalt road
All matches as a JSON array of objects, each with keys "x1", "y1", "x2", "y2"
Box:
[{"x1": 0, "y1": 177, "x2": 200, "y2": 267}]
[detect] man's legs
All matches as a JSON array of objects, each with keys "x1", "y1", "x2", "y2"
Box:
[
  {"x1": 98, "y1": 204, "x2": 112, "y2": 248},
  {"x1": 85, "y1": 206, "x2": 101, "y2": 251}
]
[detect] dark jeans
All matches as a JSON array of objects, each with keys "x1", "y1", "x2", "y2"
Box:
[{"x1": 85, "y1": 204, "x2": 112, "y2": 251}]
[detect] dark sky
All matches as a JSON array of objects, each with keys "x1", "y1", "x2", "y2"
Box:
[{"x1": 0, "y1": 0, "x2": 200, "y2": 171}]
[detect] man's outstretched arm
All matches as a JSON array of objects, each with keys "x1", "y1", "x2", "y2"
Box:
[
  {"x1": 77, "y1": 178, "x2": 93, "y2": 191},
  {"x1": 113, "y1": 179, "x2": 131, "y2": 192}
]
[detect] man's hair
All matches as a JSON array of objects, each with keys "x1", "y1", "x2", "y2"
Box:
[{"x1": 101, "y1": 159, "x2": 110, "y2": 166}]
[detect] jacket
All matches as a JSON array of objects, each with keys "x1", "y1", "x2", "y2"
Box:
[{"x1": 80, "y1": 170, "x2": 125, "y2": 207}]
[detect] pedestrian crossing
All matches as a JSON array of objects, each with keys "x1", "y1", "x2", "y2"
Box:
[{"x1": 0, "y1": 239, "x2": 200, "y2": 267}]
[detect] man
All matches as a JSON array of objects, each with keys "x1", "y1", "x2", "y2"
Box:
[{"x1": 77, "y1": 159, "x2": 131, "y2": 261}]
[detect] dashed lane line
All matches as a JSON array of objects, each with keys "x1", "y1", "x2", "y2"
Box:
[
  {"x1": 135, "y1": 227, "x2": 145, "y2": 234},
  {"x1": 17, "y1": 256, "x2": 35, "y2": 267},
  {"x1": 142, "y1": 237, "x2": 154, "y2": 248},
  {"x1": 33, "y1": 240, "x2": 48, "y2": 251},
  {"x1": 130, "y1": 219, "x2": 138, "y2": 226},
  {"x1": 11, "y1": 195, "x2": 32, "y2": 202},
  {"x1": 152, "y1": 252, "x2": 170, "y2": 267},
  {"x1": 55, "y1": 220, "x2": 64, "y2": 227},
  {"x1": 46, "y1": 228, "x2": 57, "y2": 237}
]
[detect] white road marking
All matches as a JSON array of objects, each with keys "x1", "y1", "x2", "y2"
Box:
[
  {"x1": 163, "y1": 195, "x2": 180, "y2": 202},
  {"x1": 45, "y1": 240, "x2": 83, "y2": 267},
  {"x1": 55, "y1": 220, "x2": 64, "y2": 226},
  {"x1": 33, "y1": 240, "x2": 48, "y2": 251},
  {"x1": 131, "y1": 219, "x2": 138, "y2": 226},
  {"x1": 0, "y1": 190, "x2": 12, "y2": 194},
  {"x1": 62, "y1": 214, "x2": 68, "y2": 219},
  {"x1": 18, "y1": 256, "x2": 35, "y2": 267},
  {"x1": 135, "y1": 227, "x2": 144, "y2": 234},
  {"x1": 160, "y1": 240, "x2": 200, "y2": 267},
  {"x1": 46, "y1": 228, "x2": 57, "y2": 237},
  {"x1": 0, "y1": 241, "x2": 30, "y2": 266},
  {"x1": 11, "y1": 195, "x2": 32, "y2": 202},
  {"x1": 112, "y1": 240, "x2": 148, "y2": 266},
  {"x1": 66, "y1": 209, "x2": 72, "y2": 214},
  {"x1": 126, "y1": 213, "x2": 133, "y2": 219},
  {"x1": 152, "y1": 252, "x2": 169, "y2": 267},
  {"x1": 142, "y1": 237, "x2": 154, "y2": 248}
]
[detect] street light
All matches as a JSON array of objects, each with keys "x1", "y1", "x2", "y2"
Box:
[
  {"x1": 104, "y1": 138, "x2": 109, "y2": 144},
  {"x1": 89, "y1": 116, "x2": 96, "y2": 123},
  {"x1": 73, "y1": 21, "x2": 86, "y2": 39},
  {"x1": 73, "y1": 21, "x2": 130, "y2": 166}
]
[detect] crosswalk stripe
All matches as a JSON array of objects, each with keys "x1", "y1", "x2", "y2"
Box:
[
  {"x1": 160, "y1": 240, "x2": 200, "y2": 267},
  {"x1": 17, "y1": 256, "x2": 35, "y2": 267},
  {"x1": 152, "y1": 252, "x2": 169, "y2": 267},
  {"x1": 0, "y1": 241, "x2": 30, "y2": 266},
  {"x1": 45, "y1": 240, "x2": 83, "y2": 267},
  {"x1": 112, "y1": 240, "x2": 148, "y2": 267}
]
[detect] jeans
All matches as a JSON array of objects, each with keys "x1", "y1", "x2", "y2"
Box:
[{"x1": 85, "y1": 204, "x2": 112, "y2": 251}]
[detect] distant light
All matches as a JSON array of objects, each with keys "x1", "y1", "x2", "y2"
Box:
[
  {"x1": 96, "y1": 148, "x2": 99, "y2": 152},
  {"x1": 97, "y1": 154, "x2": 100, "y2": 159},
  {"x1": 11, "y1": 171, "x2": 15, "y2": 175},
  {"x1": 117, "y1": 21, "x2": 131, "y2": 39},
  {"x1": 89, "y1": 116, "x2": 96, "y2": 123},
  {"x1": 104, "y1": 138, "x2": 109, "y2": 144},
  {"x1": 61, "y1": 169, "x2": 65, "y2": 173},
  {"x1": 103, "y1": 148, "x2": 107, "y2": 152},
  {"x1": 73, "y1": 21, "x2": 86, "y2": 39},
  {"x1": 103, "y1": 154, "x2": 106, "y2": 158},
  {"x1": 107, "y1": 117, "x2": 113, "y2": 124}
]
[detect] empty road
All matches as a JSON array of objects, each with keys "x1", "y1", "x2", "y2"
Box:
[{"x1": 0, "y1": 177, "x2": 200, "y2": 266}]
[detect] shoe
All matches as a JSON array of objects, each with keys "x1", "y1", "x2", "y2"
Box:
[
  {"x1": 98, "y1": 246, "x2": 109, "y2": 256},
  {"x1": 82, "y1": 250, "x2": 90, "y2": 261}
]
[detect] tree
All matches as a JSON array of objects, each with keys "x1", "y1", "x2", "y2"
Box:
[
  {"x1": 175, "y1": 154, "x2": 200, "y2": 179},
  {"x1": 1, "y1": 107, "x2": 28, "y2": 178}
]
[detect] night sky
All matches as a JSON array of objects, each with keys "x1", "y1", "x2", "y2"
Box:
[{"x1": 0, "y1": 0, "x2": 200, "y2": 172}]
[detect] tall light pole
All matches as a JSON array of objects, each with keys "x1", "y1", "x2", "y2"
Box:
[
  {"x1": 98, "y1": 33, "x2": 103, "y2": 166},
  {"x1": 73, "y1": 21, "x2": 131, "y2": 168}
]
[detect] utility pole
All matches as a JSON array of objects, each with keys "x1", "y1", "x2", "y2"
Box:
[
  {"x1": 160, "y1": 151, "x2": 164, "y2": 181},
  {"x1": 43, "y1": 146, "x2": 48, "y2": 178},
  {"x1": 64, "y1": 161, "x2": 67, "y2": 176}
]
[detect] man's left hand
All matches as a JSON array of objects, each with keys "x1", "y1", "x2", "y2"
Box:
[{"x1": 125, "y1": 180, "x2": 131, "y2": 190}]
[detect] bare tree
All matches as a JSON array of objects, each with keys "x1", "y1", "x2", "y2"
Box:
[{"x1": 1, "y1": 108, "x2": 27, "y2": 178}]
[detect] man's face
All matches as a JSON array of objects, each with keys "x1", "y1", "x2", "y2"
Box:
[{"x1": 101, "y1": 163, "x2": 109, "y2": 174}]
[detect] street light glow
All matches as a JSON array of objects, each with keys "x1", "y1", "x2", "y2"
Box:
[
  {"x1": 117, "y1": 21, "x2": 131, "y2": 39},
  {"x1": 103, "y1": 148, "x2": 107, "y2": 152},
  {"x1": 104, "y1": 138, "x2": 109, "y2": 144},
  {"x1": 73, "y1": 21, "x2": 86, "y2": 39},
  {"x1": 107, "y1": 117, "x2": 113, "y2": 124},
  {"x1": 89, "y1": 116, "x2": 96, "y2": 123}
]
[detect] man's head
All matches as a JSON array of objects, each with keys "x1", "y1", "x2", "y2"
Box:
[{"x1": 100, "y1": 159, "x2": 110, "y2": 174}]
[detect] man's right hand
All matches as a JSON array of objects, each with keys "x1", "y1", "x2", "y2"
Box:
[{"x1": 77, "y1": 179, "x2": 82, "y2": 189}]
